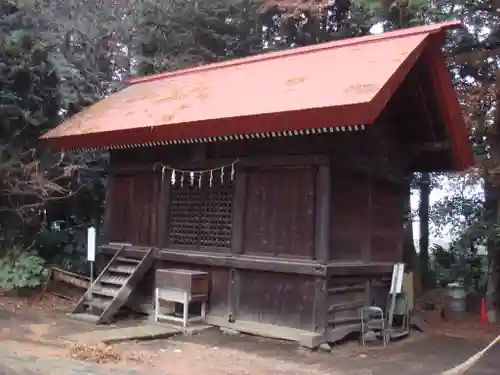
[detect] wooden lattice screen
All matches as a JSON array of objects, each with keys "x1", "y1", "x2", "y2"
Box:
[{"x1": 168, "y1": 171, "x2": 234, "y2": 250}]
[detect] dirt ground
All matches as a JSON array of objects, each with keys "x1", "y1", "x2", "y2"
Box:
[{"x1": 1, "y1": 293, "x2": 500, "y2": 375}]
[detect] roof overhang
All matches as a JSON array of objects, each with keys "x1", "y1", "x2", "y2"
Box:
[{"x1": 41, "y1": 20, "x2": 472, "y2": 171}]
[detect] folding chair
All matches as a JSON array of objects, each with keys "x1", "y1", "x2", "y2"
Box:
[{"x1": 360, "y1": 305, "x2": 388, "y2": 349}]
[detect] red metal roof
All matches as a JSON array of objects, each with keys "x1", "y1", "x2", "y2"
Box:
[{"x1": 41, "y1": 20, "x2": 472, "y2": 169}]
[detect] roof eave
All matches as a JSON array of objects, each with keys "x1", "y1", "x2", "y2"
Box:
[
  {"x1": 424, "y1": 35, "x2": 473, "y2": 171},
  {"x1": 41, "y1": 103, "x2": 374, "y2": 152}
]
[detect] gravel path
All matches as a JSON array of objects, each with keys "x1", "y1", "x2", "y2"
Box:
[
  {"x1": 1, "y1": 334, "x2": 500, "y2": 375},
  {"x1": 0, "y1": 295, "x2": 499, "y2": 375}
]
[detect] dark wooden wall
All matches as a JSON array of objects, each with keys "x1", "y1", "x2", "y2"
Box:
[
  {"x1": 370, "y1": 179, "x2": 405, "y2": 262},
  {"x1": 330, "y1": 171, "x2": 404, "y2": 263},
  {"x1": 126, "y1": 257, "x2": 317, "y2": 330},
  {"x1": 107, "y1": 124, "x2": 407, "y2": 257},
  {"x1": 330, "y1": 172, "x2": 371, "y2": 262},
  {"x1": 237, "y1": 271, "x2": 315, "y2": 329},
  {"x1": 105, "y1": 125, "x2": 406, "y2": 334},
  {"x1": 244, "y1": 166, "x2": 315, "y2": 258},
  {"x1": 108, "y1": 172, "x2": 160, "y2": 245}
]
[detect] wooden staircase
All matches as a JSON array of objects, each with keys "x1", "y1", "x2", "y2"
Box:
[{"x1": 71, "y1": 246, "x2": 154, "y2": 324}]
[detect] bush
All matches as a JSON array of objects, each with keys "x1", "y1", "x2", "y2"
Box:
[{"x1": 0, "y1": 249, "x2": 48, "y2": 291}]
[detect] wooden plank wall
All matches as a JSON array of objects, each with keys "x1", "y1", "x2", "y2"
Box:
[
  {"x1": 108, "y1": 172, "x2": 160, "y2": 245},
  {"x1": 330, "y1": 172, "x2": 371, "y2": 262},
  {"x1": 330, "y1": 171, "x2": 404, "y2": 263},
  {"x1": 237, "y1": 271, "x2": 315, "y2": 330},
  {"x1": 106, "y1": 129, "x2": 406, "y2": 331},
  {"x1": 370, "y1": 180, "x2": 405, "y2": 262},
  {"x1": 243, "y1": 167, "x2": 316, "y2": 259}
]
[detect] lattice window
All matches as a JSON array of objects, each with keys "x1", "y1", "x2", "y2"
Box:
[{"x1": 168, "y1": 171, "x2": 233, "y2": 250}]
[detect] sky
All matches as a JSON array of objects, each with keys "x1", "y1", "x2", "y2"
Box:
[{"x1": 411, "y1": 188, "x2": 450, "y2": 250}]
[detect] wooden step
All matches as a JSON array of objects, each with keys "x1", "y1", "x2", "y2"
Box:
[
  {"x1": 100, "y1": 275, "x2": 127, "y2": 286},
  {"x1": 116, "y1": 257, "x2": 140, "y2": 264},
  {"x1": 92, "y1": 286, "x2": 119, "y2": 298},
  {"x1": 97, "y1": 248, "x2": 154, "y2": 324},
  {"x1": 84, "y1": 297, "x2": 111, "y2": 315},
  {"x1": 72, "y1": 246, "x2": 155, "y2": 324},
  {"x1": 108, "y1": 265, "x2": 136, "y2": 274}
]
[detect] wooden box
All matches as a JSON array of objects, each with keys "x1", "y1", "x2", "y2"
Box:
[{"x1": 155, "y1": 269, "x2": 209, "y2": 296}]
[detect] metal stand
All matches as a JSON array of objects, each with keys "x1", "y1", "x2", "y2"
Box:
[
  {"x1": 386, "y1": 263, "x2": 405, "y2": 334},
  {"x1": 385, "y1": 292, "x2": 410, "y2": 339},
  {"x1": 154, "y1": 287, "x2": 207, "y2": 328},
  {"x1": 90, "y1": 261, "x2": 94, "y2": 285}
]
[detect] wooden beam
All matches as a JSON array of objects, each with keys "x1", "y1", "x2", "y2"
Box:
[
  {"x1": 101, "y1": 244, "x2": 396, "y2": 277},
  {"x1": 314, "y1": 165, "x2": 331, "y2": 263},
  {"x1": 363, "y1": 175, "x2": 372, "y2": 262},
  {"x1": 325, "y1": 262, "x2": 394, "y2": 277},
  {"x1": 157, "y1": 174, "x2": 171, "y2": 247},
  {"x1": 101, "y1": 244, "x2": 326, "y2": 275},
  {"x1": 156, "y1": 249, "x2": 326, "y2": 275},
  {"x1": 231, "y1": 170, "x2": 247, "y2": 254},
  {"x1": 239, "y1": 154, "x2": 329, "y2": 167},
  {"x1": 312, "y1": 277, "x2": 327, "y2": 333},
  {"x1": 327, "y1": 300, "x2": 365, "y2": 314},
  {"x1": 103, "y1": 173, "x2": 115, "y2": 242},
  {"x1": 109, "y1": 154, "x2": 329, "y2": 174},
  {"x1": 228, "y1": 268, "x2": 241, "y2": 322},
  {"x1": 412, "y1": 141, "x2": 450, "y2": 153}
]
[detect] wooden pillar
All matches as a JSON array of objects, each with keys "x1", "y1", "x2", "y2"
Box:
[
  {"x1": 314, "y1": 165, "x2": 331, "y2": 263},
  {"x1": 313, "y1": 164, "x2": 330, "y2": 332},
  {"x1": 228, "y1": 168, "x2": 247, "y2": 321},
  {"x1": 312, "y1": 277, "x2": 327, "y2": 333},
  {"x1": 228, "y1": 268, "x2": 241, "y2": 322},
  {"x1": 363, "y1": 174, "x2": 373, "y2": 262},
  {"x1": 364, "y1": 174, "x2": 373, "y2": 305},
  {"x1": 157, "y1": 174, "x2": 171, "y2": 247},
  {"x1": 103, "y1": 172, "x2": 115, "y2": 243},
  {"x1": 231, "y1": 170, "x2": 247, "y2": 255}
]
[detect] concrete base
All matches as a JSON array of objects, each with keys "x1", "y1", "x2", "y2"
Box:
[
  {"x1": 206, "y1": 316, "x2": 325, "y2": 349},
  {"x1": 62, "y1": 323, "x2": 182, "y2": 344},
  {"x1": 410, "y1": 314, "x2": 427, "y2": 332}
]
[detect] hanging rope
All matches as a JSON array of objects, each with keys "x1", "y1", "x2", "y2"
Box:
[{"x1": 153, "y1": 159, "x2": 239, "y2": 188}]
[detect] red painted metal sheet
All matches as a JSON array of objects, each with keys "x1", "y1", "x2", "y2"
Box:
[{"x1": 41, "y1": 21, "x2": 470, "y2": 170}]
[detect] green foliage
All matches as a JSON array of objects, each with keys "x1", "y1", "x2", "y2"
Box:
[
  {"x1": 431, "y1": 243, "x2": 487, "y2": 291},
  {"x1": 0, "y1": 249, "x2": 47, "y2": 290},
  {"x1": 36, "y1": 223, "x2": 95, "y2": 274},
  {"x1": 0, "y1": 0, "x2": 61, "y2": 141},
  {"x1": 131, "y1": 0, "x2": 263, "y2": 75},
  {"x1": 427, "y1": 172, "x2": 487, "y2": 291}
]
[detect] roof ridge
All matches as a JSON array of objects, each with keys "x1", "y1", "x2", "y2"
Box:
[{"x1": 128, "y1": 20, "x2": 461, "y2": 86}]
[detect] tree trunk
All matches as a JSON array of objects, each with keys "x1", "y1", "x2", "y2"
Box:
[
  {"x1": 418, "y1": 173, "x2": 431, "y2": 290},
  {"x1": 403, "y1": 176, "x2": 421, "y2": 295}
]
